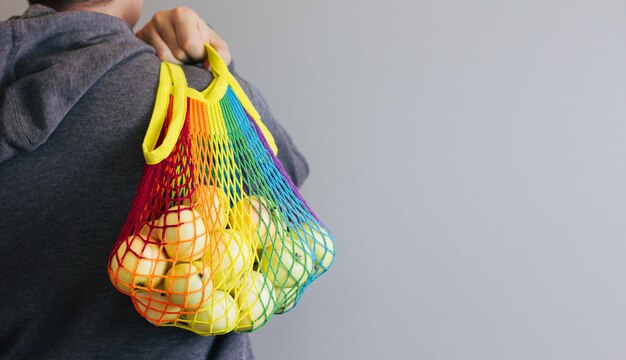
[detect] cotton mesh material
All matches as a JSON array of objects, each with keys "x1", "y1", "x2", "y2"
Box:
[{"x1": 107, "y1": 59, "x2": 335, "y2": 336}]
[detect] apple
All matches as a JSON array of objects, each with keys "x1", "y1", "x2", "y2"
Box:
[
  {"x1": 274, "y1": 286, "x2": 299, "y2": 314},
  {"x1": 182, "y1": 184, "x2": 229, "y2": 231},
  {"x1": 109, "y1": 234, "x2": 168, "y2": 295},
  {"x1": 134, "y1": 289, "x2": 183, "y2": 326},
  {"x1": 234, "y1": 271, "x2": 276, "y2": 331},
  {"x1": 138, "y1": 216, "x2": 162, "y2": 238},
  {"x1": 163, "y1": 261, "x2": 213, "y2": 309},
  {"x1": 157, "y1": 205, "x2": 208, "y2": 260},
  {"x1": 206, "y1": 229, "x2": 253, "y2": 291},
  {"x1": 138, "y1": 224, "x2": 150, "y2": 237},
  {"x1": 258, "y1": 237, "x2": 314, "y2": 288},
  {"x1": 294, "y1": 223, "x2": 335, "y2": 276},
  {"x1": 183, "y1": 290, "x2": 238, "y2": 334},
  {"x1": 229, "y1": 195, "x2": 285, "y2": 249}
]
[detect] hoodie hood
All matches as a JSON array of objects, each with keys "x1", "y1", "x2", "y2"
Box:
[{"x1": 0, "y1": 5, "x2": 154, "y2": 163}]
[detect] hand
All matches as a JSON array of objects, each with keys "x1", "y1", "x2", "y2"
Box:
[{"x1": 136, "y1": 7, "x2": 231, "y2": 67}]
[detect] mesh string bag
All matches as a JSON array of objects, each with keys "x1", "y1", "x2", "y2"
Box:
[{"x1": 107, "y1": 45, "x2": 335, "y2": 335}]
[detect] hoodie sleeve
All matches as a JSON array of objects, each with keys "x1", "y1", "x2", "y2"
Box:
[{"x1": 233, "y1": 73, "x2": 310, "y2": 188}]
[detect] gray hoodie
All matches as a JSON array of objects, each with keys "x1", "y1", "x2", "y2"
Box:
[{"x1": 0, "y1": 5, "x2": 308, "y2": 360}]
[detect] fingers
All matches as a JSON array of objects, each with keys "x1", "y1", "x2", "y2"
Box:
[
  {"x1": 154, "y1": 11, "x2": 194, "y2": 64},
  {"x1": 171, "y1": 9, "x2": 206, "y2": 62},
  {"x1": 173, "y1": 12, "x2": 231, "y2": 67},
  {"x1": 136, "y1": 7, "x2": 232, "y2": 67},
  {"x1": 137, "y1": 13, "x2": 186, "y2": 65}
]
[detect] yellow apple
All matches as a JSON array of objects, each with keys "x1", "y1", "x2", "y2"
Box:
[
  {"x1": 294, "y1": 223, "x2": 335, "y2": 276},
  {"x1": 182, "y1": 184, "x2": 229, "y2": 231},
  {"x1": 163, "y1": 261, "x2": 213, "y2": 309},
  {"x1": 109, "y1": 234, "x2": 168, "y2": 295},
  {"x1": 134, "y1": 289, "x2": 183, "y2": 326},
  {"x1": 183, "y1": 290, "x2": 238, "y2": 334},
  {"x1": 138, "y1": 216, "x2": 162, "y2": 238},
  {"x1": 157, "y1": 205, "x2": 208, "y2": 260},
  {"x1": 139, "y1": 224, "x2": 150, "y2": 237},
  {"x1": 206, "y1": 229, "x2": 253, "y2": 291},
  {"x1": 234, "y1": 271, "x2": 276, "y2": 331},
  {"x1": 274, "y1": 286, "x2": 299, "y2": 314},
  {"x1": 258, "y1": 237, "x2": 314, "y2": 288},
  {"x1": 229, "y1": 195, "x2": 284, "y2": 249}
]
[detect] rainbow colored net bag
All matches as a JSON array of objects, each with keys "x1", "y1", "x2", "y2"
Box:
[{"x1": 107, "y1": 45, "x2": 335, "y2": 335}]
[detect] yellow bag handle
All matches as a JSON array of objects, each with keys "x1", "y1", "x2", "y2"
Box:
[
  {"x1": 203, "y1": 44, "x2": 278, "y2": 156},
  {"x1": 142, "y1": 45, "x2": 278, "y2": 165},
  {"x1": 142, "y1": 62, "x2": 188, "y2": 165}
]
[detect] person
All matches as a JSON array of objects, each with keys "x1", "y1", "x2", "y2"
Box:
[{"x1": 0, "y1": 1, "x2": 309, "y2": 359}]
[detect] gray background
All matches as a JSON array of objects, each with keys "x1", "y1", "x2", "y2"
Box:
[{"x1": 3, "y1": 1, "x2": 626, "y2": 359}]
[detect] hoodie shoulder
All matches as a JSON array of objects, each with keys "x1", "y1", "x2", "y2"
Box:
[
  {"x1": 0, "y1": 5, "x2": 154, "y2": 163},
  {"x1": 0, "y1": 17, "x2": 19, "y2": 161}
]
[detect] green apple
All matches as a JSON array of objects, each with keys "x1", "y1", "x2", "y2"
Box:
[
  {"x1": 294, "y1": 223, "x2": 335, "y2": 275},
  {"x1": 258, "y1": 237, "x2": 314, "y2": 288},
  {"x1": 109, "y1": 234, "x2": 168, "y2": 295},
  {"x1": 183, "y1": 290, "x2": 238, "y2": 334},
  {"x1": 158, "y1": 205, "x2": 208, "y2": 260},
  {"x1": 206, "y1": 229, "x2": 253, "y2": 291},
  {"x1": 163, "y1": 261, "x2": 213, "y2": 309},
  {"x1": 274, "y1": 286, "x2": 299, "y2": 314},
  {"x1": 134, "y1": 289, "x2": 183, "y2": 326},
  {"x1": 234, "y1": 271, "x2": 276, "y2": 331},
  {"x1": 229, "y1": 195, "x2": 285, "y2": 249}
]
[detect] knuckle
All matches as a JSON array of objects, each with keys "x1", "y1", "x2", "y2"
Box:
[
  {"x1": 171, "y1": 6, "x2": 192, "y2": 20},
  {"x1": 152, "y1": 12, "x2": 166, "y2": 26}
]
